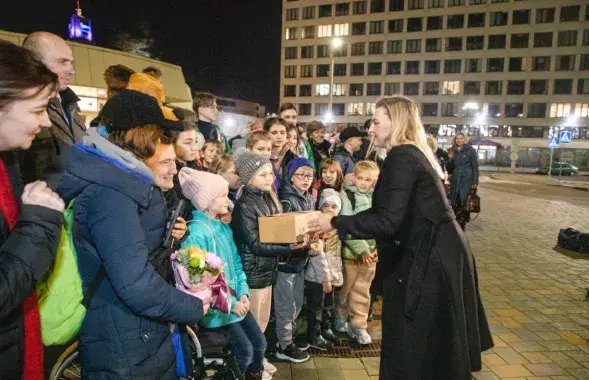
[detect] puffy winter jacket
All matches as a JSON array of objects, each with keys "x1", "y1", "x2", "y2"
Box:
[
  {"x1": 0, "y1": 152, "x2": 63, "y2": 380},
  {"x1": 340, "y1": 185, "x2": 377, "y2": 261},
  {"x1": 305, "y1": 231, "x2": 344, "y2": 287},
  {"x1": 231, "y1": 186, "x2": 291, "y2": 289},
  {"x1": 278, "y1": 181, "x2": 314, "y2": 274},
  {"x1": 57, "y1": 133, "x2": 204, "y2": 380},
  {"x1": 182, "y1": 211, "x2": 250, "y2": 328}
]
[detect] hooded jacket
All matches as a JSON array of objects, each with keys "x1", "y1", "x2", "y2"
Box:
[
  {"x1": 340, "y1": 185, "x2": 377, "y2": 261},
  {"x1": 182, "y1": 211, "x2": 250, "y2": 328},
  {"x1": 57, "y1": 130, "x2": 204, "y2": 379},
  {"x1": 231, "y1": 186, "x2": 291, "y2": 289},
  {"x1": 278, "y1": 180, "x2": 315, "y2": 274}
]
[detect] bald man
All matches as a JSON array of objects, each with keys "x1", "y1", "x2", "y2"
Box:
[{"x1": 21, "y1": 32, "x2": 86, "y2": 189}]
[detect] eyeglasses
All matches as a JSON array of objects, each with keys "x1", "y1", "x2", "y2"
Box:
[{"x1": 294, "y1": 173, "x2": 314, "y2": 181}]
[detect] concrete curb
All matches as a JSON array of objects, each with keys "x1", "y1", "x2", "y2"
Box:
[{"x1": 487, "y1": 174, "x2": 589, "y2": 191}]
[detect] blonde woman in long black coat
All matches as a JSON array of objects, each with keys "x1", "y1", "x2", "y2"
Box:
[{"x1": 316, "y1": 96, "x2": 493, "y2": 380}]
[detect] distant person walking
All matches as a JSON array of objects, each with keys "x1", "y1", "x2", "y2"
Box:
[{"x1": 447, "y1": 133, "x2": 479, "y2": 230}]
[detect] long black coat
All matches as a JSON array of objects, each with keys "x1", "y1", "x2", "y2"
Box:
[
  {"x1": 0, "y1": 152, "x2": 63, "y2": 379},
  {"x1": 335, "y1": 145, "x2": 493, "y2": 380}
]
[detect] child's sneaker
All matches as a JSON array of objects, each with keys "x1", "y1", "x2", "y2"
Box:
[
  {"x1": 308, "y1": 334, "x2": 333, "y2": 351},
  {"x1": 275, "y1": 343, "x2": 310, "y2": 363},
  {"x1": 262, "y1": 371, "x2": 272, "y2": 380},
  {"x1": 322, "y1": 329, "x2": 341, "y2": 345},
  {"x1": 263, "y1": 359, "x2": 277, "y2": 376},
  {"x1": 351, "y1": 329, "x2": 372, "y2": 345},
  {"x1": 333, "y1": 318, "x2": 349, "y2": 333}
]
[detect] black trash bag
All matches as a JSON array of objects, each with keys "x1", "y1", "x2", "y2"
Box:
[{"x1": 558, "y1": 228, "x2": 589, "y2": 254}]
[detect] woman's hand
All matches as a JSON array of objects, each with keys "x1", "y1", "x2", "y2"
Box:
[
  {"x1": 317, "y1": 213, "x2": 335, "y2": 235},
  {"x1": 22, "y1": 181, "x2": 65, "y2": 212},
  {"x1": 171, "y1": 217, "x2": 187, "y2": 240}
]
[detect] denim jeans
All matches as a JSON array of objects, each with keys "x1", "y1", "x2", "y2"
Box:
[{"x1": 225, "y1": 312, "x2": 267, "y2": 374}]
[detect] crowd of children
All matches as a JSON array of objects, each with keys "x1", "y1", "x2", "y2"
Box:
[{"x1": 171, "y1": 107, "x2": 381, "y2": 380}]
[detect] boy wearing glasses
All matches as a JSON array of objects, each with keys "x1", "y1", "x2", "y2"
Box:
[
  {"x1": 274, "y1": 158, "x2": 320, "y2": 363},
  {"x1": 192, "y1": 92, "x2": 232, "y2": 153}
]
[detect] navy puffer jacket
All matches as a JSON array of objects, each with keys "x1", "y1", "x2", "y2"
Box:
[{"x1": 58, "y1": 139, "x2": 204, "y2": 380}]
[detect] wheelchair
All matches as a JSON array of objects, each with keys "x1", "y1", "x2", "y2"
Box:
[{"x1": 49, "y1": 326, "x2": 241, "y2": 380}]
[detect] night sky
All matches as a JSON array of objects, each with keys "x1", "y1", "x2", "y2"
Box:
[{"x1": 0, "y1": 0, "x2": 283, "y2": 110}]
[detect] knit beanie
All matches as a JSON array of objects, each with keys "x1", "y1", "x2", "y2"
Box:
[
  {"x1": 287, "y1": 157, "x2": 314, "y2": 178},
  {"x1": 179, "y1": 167, "x2": 228, "y2": 211},
  {"x1": 319, "y1": 188, "x2": 342, "y2": 213},
  {"x1": 234, "y1": 151, "x2": 272, "y2": 185}
]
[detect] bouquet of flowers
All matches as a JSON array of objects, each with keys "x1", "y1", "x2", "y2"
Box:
[{"x1": 171, "y1": 246, "x2": 233, "y2": 314}]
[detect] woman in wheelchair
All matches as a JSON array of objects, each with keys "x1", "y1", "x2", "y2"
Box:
[{"x1": 179, "y1": 168, "x2": 267, "y2": 380}]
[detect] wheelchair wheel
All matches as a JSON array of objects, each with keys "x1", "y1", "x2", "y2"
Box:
[{"x1": 48, "y1": 341, "x2": 81, "y2": 380}]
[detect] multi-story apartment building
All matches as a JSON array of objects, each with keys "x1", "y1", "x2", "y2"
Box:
[{"x1": 280, "y1": 0, "x2": 589, "y2": 168}]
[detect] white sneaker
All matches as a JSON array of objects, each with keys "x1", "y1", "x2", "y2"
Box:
[
  {"x1": 263, "y1": 358, "x2": 277, "y2": 375},
  {"x1": 262, "y1": 370, "x2": 273, "y2": 380},
  {"x1": 352, "y1": 329, "x2": 372, "y2": 345}
]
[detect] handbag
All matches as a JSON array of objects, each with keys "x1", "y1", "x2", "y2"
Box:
[{"x1": 466, "y1": 188, "x2": 481, "y2": 214}]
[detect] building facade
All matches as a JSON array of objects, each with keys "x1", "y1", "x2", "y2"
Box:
[{"x1": 280, "y1": 0, "x2": 589, "y2": 168}]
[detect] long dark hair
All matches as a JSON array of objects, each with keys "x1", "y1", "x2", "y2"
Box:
[{"x1": 0, "y1": 40, "x2": 58, "y2": 111}]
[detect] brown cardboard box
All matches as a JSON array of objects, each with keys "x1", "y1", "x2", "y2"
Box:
[{"x1": 259, "y1": 211, "x2": 320, "y2": 244}]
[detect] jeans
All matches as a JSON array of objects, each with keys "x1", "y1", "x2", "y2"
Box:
[
  {"x1": 225, "y1": 313, "x2": 267, "y2": 374},
  {"x1": 274, "y1": 271, "x2": 305, "y2": 349}
]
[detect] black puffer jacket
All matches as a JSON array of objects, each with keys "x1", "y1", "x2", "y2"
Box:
[
  {"x1": 278, "y1": 181, "x2": 314, "y2": 274},
  {"x1": 231, "y1": 186, "x2": 291, "y2": 289},
  {"x1": 0, "y1": 152, "x2": 63, "y2": 380}
]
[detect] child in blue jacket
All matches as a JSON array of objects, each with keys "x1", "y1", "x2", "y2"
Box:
[{"x1": 179, "y1": 167, "x2": 266, "y2": 380}]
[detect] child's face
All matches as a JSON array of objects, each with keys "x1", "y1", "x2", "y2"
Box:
[
  {"x1": 174, "y1": 129, "x2": 199, "y2": 162},
  {"x1": 249, "y1": 165, "x2": 274, "y2": 192},
  {"x1": 311, "y1": 128, "x2": 326, "y2": 144},
  {"x1": 207, "y1": 187, "x2": 230, "y2": 216},
  {"x1": 203, "y1": 145, "x2": 219, "y2": 165},
  {"x1": 221, "y1": 162, "x2": 240, "y2": 190},
  {"x1": 321, "y1": 167, "x2": 338, "y2": 186},
  {"x1": 291, "y1": 166, "x2": 314, "y2": 193},
  {"x1": 321, "y1": 202, "x2": 339, "y2": 217},
  {"x1": 355, "y1": 171, "x2": 376, "y2": 193},
  {"x1": 250, "y1": 140, "x2": 272, "y2": 158},
  {"x1": 286, "y1": 129, "x2": 298, "y2": 151},
  {"x1": 268, "y1": 124, "x2": 287, "y2": 149}
]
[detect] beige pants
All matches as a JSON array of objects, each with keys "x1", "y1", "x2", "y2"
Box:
[
  {"x1": 334, "y1": 260, "x2": 376, "y2": 330},
  {"x1": 249, "y1": 286, "x2": 272, "y2": 333}
]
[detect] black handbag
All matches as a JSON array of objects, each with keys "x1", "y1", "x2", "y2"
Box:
[{"x1": 466, "y1": 188, "x2": 480, "y2": 214}]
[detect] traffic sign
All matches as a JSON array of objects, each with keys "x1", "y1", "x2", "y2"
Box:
[
  {"x1": 559, "y1": 131, "x2": 572, "y2": 144},
  {"x1": 548, "y1": 137, "x2": 559, "y2": 149}
]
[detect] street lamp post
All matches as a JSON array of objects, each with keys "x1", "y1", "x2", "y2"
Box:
[{"x1": 328, "y1": 38, "x2": 343, "y2": 133}]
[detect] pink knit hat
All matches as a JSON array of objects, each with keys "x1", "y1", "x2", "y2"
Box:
[{"x1": 178, "y1": 167, "x2": 229, "y2": 211}]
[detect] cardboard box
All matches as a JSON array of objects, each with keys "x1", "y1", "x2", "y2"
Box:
[{"x1": 259, "y1": 211, "x2": 320, "y2": 244}]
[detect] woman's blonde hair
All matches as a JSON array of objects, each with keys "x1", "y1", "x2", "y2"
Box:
[
  {"x1": 375, "y1": 96, "x2": 444, "y2": 179},
  {"x1": 451, "y1": 133, "x2": 469, "y2": 146},
  {"x1": 426, "y1": 135, "x2": 438, "y2": 152}
]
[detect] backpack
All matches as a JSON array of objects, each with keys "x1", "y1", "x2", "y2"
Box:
[{"x1": 37, "y1": 201, "x2": 105, "y2": 345}]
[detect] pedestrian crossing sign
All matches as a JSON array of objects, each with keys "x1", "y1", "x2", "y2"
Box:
[
  {"x1": 559, "y1": 131, "x2": 572, "y2": 144},
  {"x1": 548, "y1": 138, "x2": 559, "y2": 149}
]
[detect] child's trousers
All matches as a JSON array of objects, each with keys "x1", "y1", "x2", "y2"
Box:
[
  {"x1": 249, "y1": 286, "x2": 272, "y2": 333},
  {"x1": 334, "y1": 260, "x2": 376, "y2": 331},
  {"x1": 274, "y1": 271, "x2": 305, "y2": 349},
  {"x1": 306, "y1": 281, "x2": 335, "y2": 338}
]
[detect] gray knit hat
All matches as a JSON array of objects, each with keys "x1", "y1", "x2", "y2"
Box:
[{"x1": 235, "y1": 151, "x2": 272, "y2": 185}]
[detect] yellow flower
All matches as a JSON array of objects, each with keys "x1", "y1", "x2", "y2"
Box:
[{"x1": 186, "y1": 246, "x2": 207, "y2": 261}]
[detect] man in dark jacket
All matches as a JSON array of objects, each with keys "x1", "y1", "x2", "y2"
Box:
[
  {"x1": 333, "y1": 127, "x2": 367, "y2": 176},
  {"x1": 21, "y1": 32, "x2": 87, "y2": 189},
  {"x1": 275, "y1": 158, "x2": 319, "y2": 362}
]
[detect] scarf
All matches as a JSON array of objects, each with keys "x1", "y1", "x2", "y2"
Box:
[{"x1": 0, "y1": 158, "x2": 44, "y2": 380}]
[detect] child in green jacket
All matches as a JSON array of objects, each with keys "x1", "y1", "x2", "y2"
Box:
[{"x1": 333, "y1": 161, "x2": 379, "y2": 345}]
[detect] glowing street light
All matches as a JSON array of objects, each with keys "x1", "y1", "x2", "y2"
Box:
[
  {"x1": 331, "y1": 38, "x2": 343, "y2": 49},
  {"x1": 328, "y1": 38, "x2": 344, "y2": 132}
]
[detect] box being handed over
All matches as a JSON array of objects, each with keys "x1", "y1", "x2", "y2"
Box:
[{"x1": 259, "y1": 211, "x2": 320, "y2": 244}]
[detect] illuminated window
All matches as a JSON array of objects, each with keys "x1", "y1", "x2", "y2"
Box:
[
  {"x1": 332, "y1": 84, "x2": 347, "y2": 96},
  {"x1": 334, "y1": 23, "x2": 349, "y2": 36},
  {"x1": 318, "y1": 25, "x2": 332, "y2": 38},
  {"x1": 285, "y1": 27, "x2": 297, "y2": 40},
  {"x1": 315, "y1": 84, "x2": 330, "y2": 96},
  {"x1": 442, "y1": 81, "x2": 460, "y2": 95},
  {"x1": 348, "y1": 103, "x2": 364, "y2": 115},
  {"x1": 574, "y1": 103, "x2": 589, "y2": 118},
  {"x1": 550, "y1": 103, "x2": 572, "y2": 118}
]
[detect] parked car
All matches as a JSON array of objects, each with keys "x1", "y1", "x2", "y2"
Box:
[{"x1": 535, "y1": 162, "x2": 579, "y2": 175}]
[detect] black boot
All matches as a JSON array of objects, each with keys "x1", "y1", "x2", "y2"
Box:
[
  {"x1": 245, "y1": 371, "x2": 263, "y2": 380},
  {"x1": 308, "y1": 324, "x2": 333, "y2": 351},
  {"x1": 321, "y1": 328, "x2": 341, "y2": 345}
]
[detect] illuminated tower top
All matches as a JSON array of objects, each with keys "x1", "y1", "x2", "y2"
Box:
[{"x1": 68, "y1": 1, "x2": 93, "y2": 42}]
